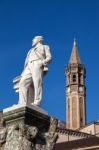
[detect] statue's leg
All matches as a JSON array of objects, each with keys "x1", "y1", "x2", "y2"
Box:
[
  {"x1": 19, "y1": 67, "x2": 32, "y2": 104},
  {"x1": 30, "y1": 60, "x2": 43, "y2": 106}
]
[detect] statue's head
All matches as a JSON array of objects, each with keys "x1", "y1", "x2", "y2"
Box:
[{"x1": 32, "y1": 36, "x2": 43, "y2": 46}]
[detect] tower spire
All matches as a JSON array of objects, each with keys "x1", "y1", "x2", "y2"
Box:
[
  {"x1": 69, "y1": 39, "x2": 81, "y2": 64},
  {"x1": 74, "y1": 38, "x2": 77, "y2": 46}
]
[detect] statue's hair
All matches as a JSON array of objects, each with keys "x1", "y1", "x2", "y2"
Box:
[{"x1": 33, "y1": 36, "x2": 43, "y2": 42}]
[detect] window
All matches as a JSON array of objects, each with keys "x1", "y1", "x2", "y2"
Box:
[{"x1": 72, "y1": 74, "x2": 76, "y2": 82}]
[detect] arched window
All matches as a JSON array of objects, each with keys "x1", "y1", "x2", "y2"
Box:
[{"x1": 72, "y1": 74, "x2": 76, "y2": 82}]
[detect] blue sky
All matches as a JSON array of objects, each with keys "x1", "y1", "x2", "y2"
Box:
[{"x1": 0, "y1": 0, "x2": 99, "y2": 123}]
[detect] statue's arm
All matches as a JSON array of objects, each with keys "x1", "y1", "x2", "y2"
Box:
[{"x1": 43, "y1": 45, "x2": 52, "y2": 65}]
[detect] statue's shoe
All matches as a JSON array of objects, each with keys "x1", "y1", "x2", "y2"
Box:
[{"x1": 31, "y1": 101, "x2": 41, "y2": 107}]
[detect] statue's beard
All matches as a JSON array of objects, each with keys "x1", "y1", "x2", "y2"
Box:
[{"x1": 32, "y1": 43, "x2": 36, "y2": 47}]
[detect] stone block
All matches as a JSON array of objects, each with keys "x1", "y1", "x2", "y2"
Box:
[
  {"x1": 3, "y1": 104, "x2": 49, "y2": 129},
  {"x1": 0, "y1": 105, "x2": 58, "y2": 150}
]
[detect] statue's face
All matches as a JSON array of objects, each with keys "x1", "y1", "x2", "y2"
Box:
[{"x1": 32, "y1": 38, "x2": 39, "y2": 46}]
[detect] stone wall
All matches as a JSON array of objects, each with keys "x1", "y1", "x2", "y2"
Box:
[{"x1": 0, "y1": 106, "x2": 58, "y2": 150}]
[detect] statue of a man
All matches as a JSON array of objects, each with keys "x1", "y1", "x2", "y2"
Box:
[{"x1": 19, "y1": 36, "x2": 52, "y2": 106}]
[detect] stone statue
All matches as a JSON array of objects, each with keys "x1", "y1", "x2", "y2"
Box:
[{"x1": 18, "y1": 36, "x2": 52, "y2": 106}]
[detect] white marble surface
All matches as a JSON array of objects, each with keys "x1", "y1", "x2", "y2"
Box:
[
  {"x1": 3, "y1": 103, "x2": 48, "y2": 115},
  {"x1": 18, "y1": 36, "x2": 52, "y2": 106}
]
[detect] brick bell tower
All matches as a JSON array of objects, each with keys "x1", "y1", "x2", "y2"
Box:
[{"x1": 65, "y1": 39, "x2": 86, "y2": 130}]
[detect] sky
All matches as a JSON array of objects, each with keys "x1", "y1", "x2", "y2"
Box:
[{"x1": 0, "y1": 0, "x2": 99, "y2": 123}]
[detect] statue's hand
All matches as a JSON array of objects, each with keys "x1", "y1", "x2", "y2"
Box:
[{"x1": 42, "y1": 59, "x2": 47, "y2": 66}]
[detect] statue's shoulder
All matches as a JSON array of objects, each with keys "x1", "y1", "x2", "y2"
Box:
[
  {"x1": 29, "y1": 47, "x2": 33, "y2": 51},
  {"x1": 26, "y1": 48, "x2": 33, "y2": 56},
  {"x1": 42, "y1": 44, "x2": 50, "y2": 50},
  {"x1": 37, "y1": 44, "x2": 50, "y2": 52},
  {"x1": 28, "y1": 48, "x2": 33, "y2": 53}
]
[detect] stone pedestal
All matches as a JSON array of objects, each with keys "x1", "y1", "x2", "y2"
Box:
[
  {"x1": 0, "y1": 105, "x2": 58, "y2": 150},
  {"x1": 3, "y1": 104, "x2": 48, "y2": 128}
]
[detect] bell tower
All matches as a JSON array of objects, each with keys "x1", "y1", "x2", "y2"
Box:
[{"x1": 65, "y1": 39, "x2": 86, "y2": 130}]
